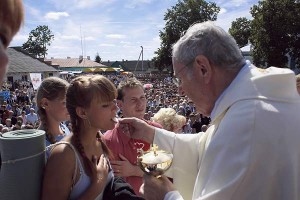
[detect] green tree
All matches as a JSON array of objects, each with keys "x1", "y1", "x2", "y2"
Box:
[
  {"x1": 22, "y1": 25, "x2": 54, "y2": 58},
  {"x1": 250, "y1": 0, "x2": 300, "y2": 68},
  {"x1": 95, "y1": 53, "x2": 101, "y2": 63},
  {"x1": 229, "y1": 17, "x2": 252, "y2": 48},
  {"x1": 153, "y1": 0, "x2": 220, "y2": 73}
]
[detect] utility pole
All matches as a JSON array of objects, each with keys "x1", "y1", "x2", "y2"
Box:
[
  {"x1": 141, "y1": 46, "x2": 143, "y2": 71},
  {"x1": 134, "y1": 46, "x2": 144, "y2": 72}
]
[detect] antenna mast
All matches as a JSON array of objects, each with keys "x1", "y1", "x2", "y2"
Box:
[
  {"x1": 80, "y1": 25, "x2": 83, "y2": 57},
  {"x1": 134, "y1": 46, "x2": 144, "y2": 72}
]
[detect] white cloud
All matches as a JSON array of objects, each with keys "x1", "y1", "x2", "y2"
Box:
[
  {"x1": 99, "y1": 44, "x2": 116, "y2": 47},
  {"x1": 45, "y1": 12, "x2": 69, "y2": 20},
  {"x1": 11, "y1": 33, "x2": 28, "y2": 42},
  {"x1": 51, "y1": 46, "x2": 70, "y2": 50},
  {"x1": 24, "y1": 4, "x2": 41, "y2": 18},
  {"x1": 227, "y1": 0, "x2": 249, "y2": 7},
  {"x1": 152, "y1": 36, "x2": 160, "y2": 42},
  {"x1": 60, "y1": 35, "x2": 80, "y2": 40},
  {"x1": 48, "y1": 0, "x2": 115, "y2": 10},
  {"x1": 84, "y1": 36, "x2": 96, "y2": 41},
  {"x1": 76, "y1": 0, "x2": 113, "y2": 9},
  {"x1": 219, "y1": 8, "x2": 227, "y2": 15},
  {"x1": 120, "y1": 41, "x2": 131, "y2": 44},
  {"x1": 106, "y1": 34, "x2": 126, "y2": 39},
  {"x1": 124, "y1": 0, "x2": 153, "y2": 9},
  {"x1": 216, "y1": 8, "x2": 253, "y2": 31}
]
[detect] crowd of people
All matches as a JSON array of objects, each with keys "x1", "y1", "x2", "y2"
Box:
[
  {"x1": 0, "y1": 73, "x2": 211, "y2": 136},
  {"x1": 1, "y1": 1, "x2": 300, "y2": 200}
]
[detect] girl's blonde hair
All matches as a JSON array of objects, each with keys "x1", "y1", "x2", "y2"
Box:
[
  {"x1": 36, "y1": 77, "x2": 69, "y2": 144},
  {"x1": 152, "y1": 108, "x2": 184, "y2": 132}
]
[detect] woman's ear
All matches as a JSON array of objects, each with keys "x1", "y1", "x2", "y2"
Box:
[
  {"x1": 76, "y1": 107, "x2": 87, "y2": 119},
  {"x1": 40, "y1": 98, "x2": 48, "y2": 109}
]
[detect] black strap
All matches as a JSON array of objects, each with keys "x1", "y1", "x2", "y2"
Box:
[{"x1": 102, "y1": 176, "x2": 145, "y2": 200}]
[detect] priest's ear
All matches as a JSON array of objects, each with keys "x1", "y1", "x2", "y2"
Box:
[{"x1": 194, "y1": 55, "x2": 212, "y2": 84}]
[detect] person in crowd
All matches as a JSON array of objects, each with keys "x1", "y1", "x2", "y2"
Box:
[
  {"x1": 119, "y1": 21, "x2": 300, "y2": 200},
  {"x1": 36, "y1": 77, "x2": 70, "y2": 150},
  {"x1": 152, "y1": 107, "x2": 185, "y2": 133},
  {"x1": 103, "y1": 77, "x2": 162, "y2": 196},
  {"x1": 1, "y1": 127, "x2": 9, "y2": 133},
  {"x1": 177, "y1": 115, "x2": 187, "y2": 133},
  {"x1": 18, "y1": 110, "x2": 27, "y2": 125},
  {"x1": 201, "y1": 124, "x2": 208, "y2": 132},
  {"x1": 42, "y1": 75, "x2": 143, "y2": 200},
  {"x1": 182, "y1": 115, "x2": 192, "y2": 133},
  {"x1": 21, "y1": 123, "x2": 34, "y2": 129},
  {"x1": 0, "y1": 0, "x2": 23, "y2": 85},
  {"x1": 296, "y1": 74, "x2": 300, "y2": 94},
  {"x1": 0, "y1": 104, "x2": 9, "y2": 124},
  {"x1": 17, "y1": 91, "x2": 31, "y2": 105},
  {"x1": 24, "y1": 104, "x2": 32, "y2": 114},
  {"x1": 7, "y1": 110, "x2": 17, "y2": 125},
  {"x1": 11, "y1": 120, "x2": 22, "y2": 131},
  {"x1": 143, "y1": 112, "x2": 151, "y2": 120},
  {"x1": 4, "y1": 118, "x2": 12, "y2": 129},
  {"x1": 190, "y1": 113, "x2": 202, "y2": 133},
  {"x1": 25, "y1": 107, "x2": 38, "y2": 125},
  {"x1": 0, "y1": 123, "x2": 4, "y2": 133}
]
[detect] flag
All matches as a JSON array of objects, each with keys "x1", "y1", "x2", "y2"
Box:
[{"x1": 29, "y1": 73, "x2": 42, "y2": 90}]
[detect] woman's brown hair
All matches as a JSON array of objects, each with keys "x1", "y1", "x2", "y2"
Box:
[
  {"x1": 0, "y1": 0, "x2": 24, "y2": 37},
  {"x1": 66, "y1": 74, "x2": 116, "y2": 176}
]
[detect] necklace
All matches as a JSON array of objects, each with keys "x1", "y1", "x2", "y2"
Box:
[{"x1": 133, "y1": 139, "x2": 145, "y2": 157}]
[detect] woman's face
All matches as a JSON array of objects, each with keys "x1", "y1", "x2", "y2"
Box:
[
  {"x1": 46, "y1": 96, "x2": 70, "y2": 123},
  {"x1": 85, "y1": 98, "x2": 118, "y2": 131}
]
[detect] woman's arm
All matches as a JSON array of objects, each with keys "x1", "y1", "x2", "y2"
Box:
[
  {"x1": 77, "y1": 154, "x2": 109, "y2": 200},
  {"x1": 42, "y1": 144, "x2": 109, "y2": 200},
  {"x1": 41, "y1": 144, "x2": 76, "y2": 200}
]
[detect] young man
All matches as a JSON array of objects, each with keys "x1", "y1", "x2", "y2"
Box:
[{"x1": 103, "y1": 77, "x2": 161, "y2": 196}]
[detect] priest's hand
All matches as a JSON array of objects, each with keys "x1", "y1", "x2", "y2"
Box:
[{"x1": 141, "y1": 174, "x2": 176, "y2": 200}]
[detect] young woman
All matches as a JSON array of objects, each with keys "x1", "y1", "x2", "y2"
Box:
[
  {"x1": 36, "y1": 77, "x2": 70, "y2": 149},
  {"x1": 42, "y1": 75, "x2": 143, "y2": 200}
]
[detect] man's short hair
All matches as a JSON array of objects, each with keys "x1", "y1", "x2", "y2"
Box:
[{"x1": 117, "y1": 78, "x2": 144, "y2": 100}]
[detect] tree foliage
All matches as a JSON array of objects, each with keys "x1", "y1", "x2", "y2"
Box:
[
  {"x1": 250, "y1": 0, "x2": 300, "y2": 68},
  {"x1": 229, "y1": 17, "x2": 252, "y2": 48},
  {"x1": 22, "y1": 25, "x2": 54, "y2": 58},
  {"x1": 95, "y1": 53, "x2": 101, "y2": 63},
  {"x1": 153, "y1": 0, "x2": 220, "y2": 72}
]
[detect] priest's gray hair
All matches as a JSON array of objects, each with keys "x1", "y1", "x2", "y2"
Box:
[{"x1": 172, "y1": 21, "x2": 245, "y2": 70}]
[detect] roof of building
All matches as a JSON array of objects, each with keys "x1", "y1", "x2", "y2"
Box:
[
  {"x1": 240, "y1": 44, "x2": 251, "y2": 52},
  {"x1": 45, "y1": 57, "x2": 108, "y2": 68},
  {"x1": 102, "y1": 60, "x2": 153, "y2": 71},
  {"x1": 7, "y1": 47, "x2": 60, "y2": 73}
]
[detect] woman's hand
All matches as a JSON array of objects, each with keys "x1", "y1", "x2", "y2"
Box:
[{"x1": 90, "y1": 154, "x2": 109, "y2": 193}]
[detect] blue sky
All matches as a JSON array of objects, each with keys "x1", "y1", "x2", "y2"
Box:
[{"x1": 10, "y1": 0, "x2": 259, "y2": 61}]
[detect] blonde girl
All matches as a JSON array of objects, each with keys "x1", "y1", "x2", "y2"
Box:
[{"x1": 36, "y1": 77, "x2": 70, "y2": 148}]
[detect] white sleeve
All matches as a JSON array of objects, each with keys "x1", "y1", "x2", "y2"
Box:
[{"x1": 153, "y1": 128, "x2": 203, "y2": 200}]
